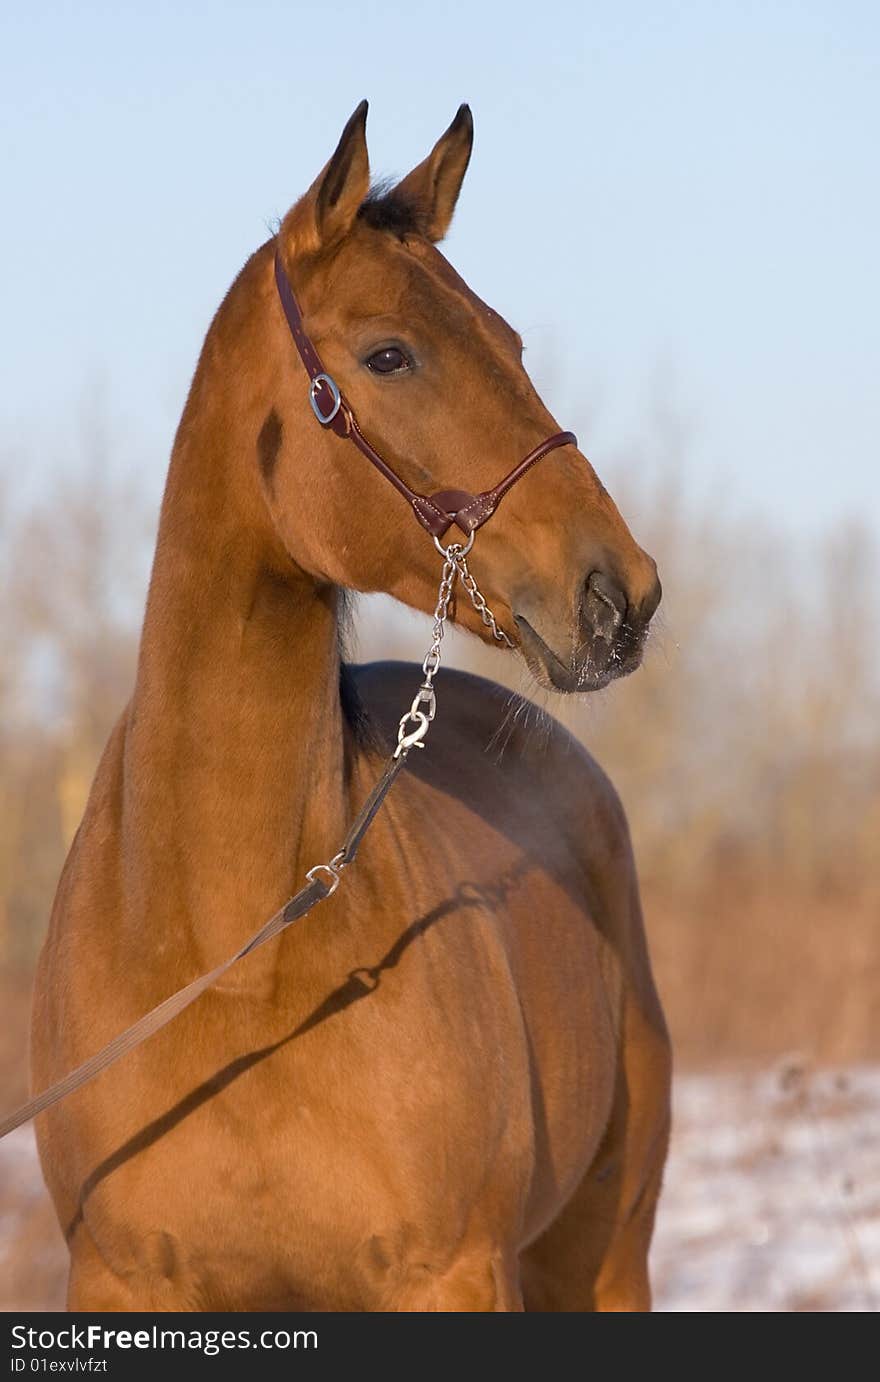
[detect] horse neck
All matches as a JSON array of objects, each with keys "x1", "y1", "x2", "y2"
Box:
[{"x1": 124, "y1": 246, "x2": 350, "y2": 967}]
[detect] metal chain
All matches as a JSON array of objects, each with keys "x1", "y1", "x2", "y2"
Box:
[
  {"x1": 394, "y1": 546, "x2": 461, "y2": 757},
  {"x1": 310, "y1": 538, "x2": 513, "y2": 893},
  {"x1": 454, "y1": 553, "x2": 516, "y2": 648},
  {"x1": 393, "y1": 537, "x2": 515, "y2": 760},
  {"x1": 306, "y1": 547, "x2": 463, "y2": 893}
]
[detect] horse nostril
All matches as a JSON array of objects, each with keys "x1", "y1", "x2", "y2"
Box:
[
  {"x1": 641, "y1": 568, "x2": 662, "y2": 623},
  {"x1": 583, "y1": 571, "x2": 627, "y2": 642},
  {"x1": 635, "y1": 558, "x2": 663, "y2": 624}
]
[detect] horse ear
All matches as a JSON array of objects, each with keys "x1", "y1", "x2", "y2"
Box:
[
  {"x1": 395, "y1": 104, "x2": 473, "y2": 242},
  {"x1": 283, "y1": 100, "x2": 370, "y2": 254}
]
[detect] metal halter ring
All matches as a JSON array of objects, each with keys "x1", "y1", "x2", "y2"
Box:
[
  {"x1": 433, "y1": 529, "x2": 475, "y2": 559},
  {"x1": 309, "y1": 373, "x2": 342, "y2": 426}
]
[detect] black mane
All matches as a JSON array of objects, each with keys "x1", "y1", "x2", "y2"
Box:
[
  {"x1": 357, "y1": 180, "x2": 425, "y2": 238},
  {"x1": 337, "y1": 590, "x2": 384, "y2": 752}
]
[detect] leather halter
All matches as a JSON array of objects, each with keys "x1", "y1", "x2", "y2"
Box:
[{"x1": 274, "y1": 251, "x2": 576, "y2": 541}]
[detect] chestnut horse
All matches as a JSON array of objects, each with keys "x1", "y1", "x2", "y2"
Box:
[{"x1": 31, "y1": 102, "x2": 670, "y2": 1312}]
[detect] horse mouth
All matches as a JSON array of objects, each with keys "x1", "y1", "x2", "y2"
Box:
[{"x1": 513, "y1": 615, "x2": 644, "y2": 694}]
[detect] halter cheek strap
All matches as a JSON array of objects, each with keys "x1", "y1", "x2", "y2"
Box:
[{"x1": 274, "y1": 251, "x2": 576, "y2": 540}]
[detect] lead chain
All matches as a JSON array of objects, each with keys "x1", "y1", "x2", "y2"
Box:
[
  {"x1": 454, "y1": 554, "x2": 516, "y2": 648},
  {"x1": 394, "y1": 541, "x2": 514, "y2": 757},
  {"x1": 394, "y1": 547, "x2": 460, "y2": 756}
]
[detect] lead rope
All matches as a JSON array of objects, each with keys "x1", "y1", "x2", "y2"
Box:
[{"x1": 0, "y1": 539, "x2": 512, "y2": 1140}]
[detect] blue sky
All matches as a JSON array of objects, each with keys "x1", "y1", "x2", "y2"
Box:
[{"x1": 2, "y1": 0, "x2": 878, "y2": 534}]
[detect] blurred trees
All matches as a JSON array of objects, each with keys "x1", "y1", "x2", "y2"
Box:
[{"x1": 0, "y1": 432, "x2": 152, "y2": 970}]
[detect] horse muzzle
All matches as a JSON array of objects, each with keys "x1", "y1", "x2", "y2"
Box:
[{"x1": 514, "y1": 567, "x2": 661, "y2": 693}]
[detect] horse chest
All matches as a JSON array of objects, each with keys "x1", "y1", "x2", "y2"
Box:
[
  {"x1": 127, "y1": 880, "x2": 607, "y2": 1299},
  {"x1": 78, "y1": 958, "x2": 536, "y2": 1307}
]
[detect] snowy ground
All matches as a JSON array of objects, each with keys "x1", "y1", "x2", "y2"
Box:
[
  {"x1": 2, "y1": 1064, "x2": 878, "y2": 1312},
  {"x1": 651, "y1": 1064, "x2": 878, "y2": 1311}
]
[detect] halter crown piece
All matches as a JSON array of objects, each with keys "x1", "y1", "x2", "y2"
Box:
[{"x1": 273, "y1": 251, "x2": 577, "y2": 541}]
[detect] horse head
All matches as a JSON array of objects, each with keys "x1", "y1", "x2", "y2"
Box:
[{"x1": 267, "y1": 101, "x2": 661, "y2": 692}]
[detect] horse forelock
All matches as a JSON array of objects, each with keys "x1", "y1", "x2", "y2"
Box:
[{"x1": 357, "y1": 179, "x2": 427, "y2": 239}]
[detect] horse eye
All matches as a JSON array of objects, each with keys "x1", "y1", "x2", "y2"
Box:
[{"x1": 366, "y1": 346, "x2": 411, "y2": 375}]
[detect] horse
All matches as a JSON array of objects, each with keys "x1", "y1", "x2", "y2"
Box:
[{"x1": 31, "y1": 101, "x2": 671, "y2": 1312}]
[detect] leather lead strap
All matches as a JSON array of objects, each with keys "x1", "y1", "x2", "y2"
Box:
[
  {"x1": 337, "y1": 754, "x2": 408, "y2": 864},
  {"x1": 0, "y1": 750, "x2": 409, "y2": 1141},
  {"x1": 273, "y1": 250, "x2": 577, "y2": 539}
]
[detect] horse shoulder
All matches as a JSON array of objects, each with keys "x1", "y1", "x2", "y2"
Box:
[{"x1": 350, "y1": 659, "x2": 632, "y2": 857}]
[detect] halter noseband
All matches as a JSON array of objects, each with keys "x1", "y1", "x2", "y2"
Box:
[{"x1": 274, "y1": 251, "x2": 576, "y2": 541}]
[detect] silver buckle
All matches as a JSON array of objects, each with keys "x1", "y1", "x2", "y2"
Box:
[{"x1": 309, "y1": 373, "x2": 342, "y2": 425}]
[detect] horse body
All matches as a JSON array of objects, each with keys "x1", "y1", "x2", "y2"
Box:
[{"x1": 31, "y1": 104, "x2": 670, "y2": 1311}]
